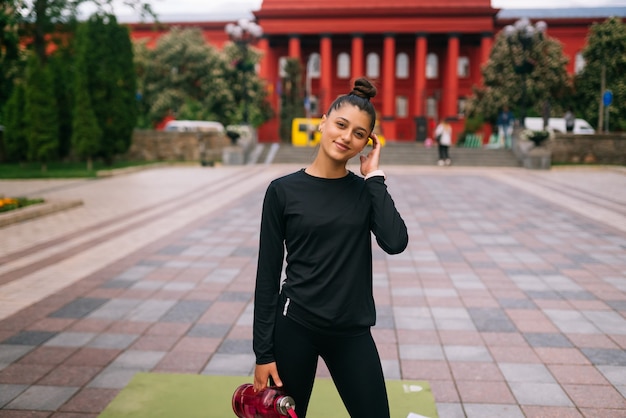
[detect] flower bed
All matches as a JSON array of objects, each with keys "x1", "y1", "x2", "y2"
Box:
[{"x1": 0, "y1": 197, "x2": 45, "y2": 213}]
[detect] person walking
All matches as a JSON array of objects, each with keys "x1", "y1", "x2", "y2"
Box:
[
  {"x1": 435, "y1": 118, "x2": 453, "y2": 166},
  {"x1": 252, "y1": 77, "x2": 409, "y2": 417},
  {"x1": 564, "y1": 107, "x2": 575, "y2": 133}
]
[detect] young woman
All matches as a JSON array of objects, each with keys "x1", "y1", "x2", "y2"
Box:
[
  {"x1": 252, "y1": 77, "x2": 409, "y2": 417},
  {"x1": 435, "y1": 118, "x2": 453, "y2": 166}
]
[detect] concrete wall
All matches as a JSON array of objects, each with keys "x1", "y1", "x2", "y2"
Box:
[
  {"x1": 549, "y1": 133, "x2": 626, "y2": 165},
  {"x1": 126, "y1": 130, "x2": 231, "y2": 162}
]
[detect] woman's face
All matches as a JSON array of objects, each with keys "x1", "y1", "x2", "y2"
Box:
[{"x1": 318, "y1": 104, "x2": 372, "y2": 163}]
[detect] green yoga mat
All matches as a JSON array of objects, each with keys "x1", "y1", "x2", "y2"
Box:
[{"x1": 98, "y1": 373, "x2": 438, "y2": 418}]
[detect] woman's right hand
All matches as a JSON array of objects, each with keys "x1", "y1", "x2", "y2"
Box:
[{"x1": 254, "y1": 362, "x2": 283, "y2": 391}]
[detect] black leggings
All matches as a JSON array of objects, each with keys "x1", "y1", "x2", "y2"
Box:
[{"x1": 273, "y1": 313, "x2": 390, "y2": 417}]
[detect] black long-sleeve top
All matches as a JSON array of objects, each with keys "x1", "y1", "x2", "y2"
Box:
[{"x1": 253, "y1": 169, "x2": 408, "y2": 364}]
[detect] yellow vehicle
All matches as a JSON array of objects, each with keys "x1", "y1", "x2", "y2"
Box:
[{"x1": 291, "y1": 118, "x2": 386, "y2": 147}]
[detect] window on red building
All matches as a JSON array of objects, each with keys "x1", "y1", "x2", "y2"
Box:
[
  {"x1": 366, "y1": 53, "x2": 380, "y2": 79},
  {"x1": 396, "y1": 53, "x2": 409, "y2": 79},
  {"x1": 396, "y1": 96, "x2": 408, "y2": 117},
  {"x1": 308, "y1": 53, "x2": 321, "y2": 78},
  {"x1": 458, "y1": 56, "x2": 470, "y2": 78},
  {"x1": 426, "y1": 53, "x2": 438, "y2": 79},
  {"x1": 337, "y1": 52, "x2": 350, "y2": 79}
]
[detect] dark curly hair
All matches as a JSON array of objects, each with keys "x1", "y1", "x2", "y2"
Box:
[{"x1": 326, "y1": 77, "x2": 378, "y2": 133}]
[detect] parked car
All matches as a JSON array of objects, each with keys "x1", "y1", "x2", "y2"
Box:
[
  {"x1": 163, "y1": 120, "x2": 225, "y2": 133},
  {"x1": 524, "y1": 117, "x2": 595, "y2": 135},
  {"x1": 291, "y1": 118, "x2": 386, "y2": 147}
]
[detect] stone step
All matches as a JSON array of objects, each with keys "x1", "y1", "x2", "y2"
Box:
[{"x1": 255, "y1": 142, "x2": 520, "y2": 167}]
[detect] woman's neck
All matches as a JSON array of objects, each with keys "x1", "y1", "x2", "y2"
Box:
[{"x1": 305, "y1": 158, "x2": 348, "y2": 179}]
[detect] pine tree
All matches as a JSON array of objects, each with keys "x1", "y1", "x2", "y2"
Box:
[
  {"x1": 2, "y1": 82, "x2": 28, "y2": 162},
  {"x1": 71, "y1": 21, "x2": 101, "y2": 171},
  {"x1": 24, "y1": 54, "x2": 59, "y2": 172},
  {"x1": 574, "y1": 17, "x2": 626, "y2": 132}
]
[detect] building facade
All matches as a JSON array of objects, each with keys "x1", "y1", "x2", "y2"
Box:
[{"x1": 129, "y1": 1, "x2": 624, "y2": 143}]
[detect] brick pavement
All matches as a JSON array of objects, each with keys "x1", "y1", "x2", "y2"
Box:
[{"x1": 0, "y1": 164, "x2": 625, "y2": 418}]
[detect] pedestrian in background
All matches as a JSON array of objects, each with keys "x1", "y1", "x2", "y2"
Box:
[
  {"x1": 497, "y1": 105, "x2": 515, "y2": 148},
  {"x1": 435, "y1": 118, "x2": 453, "y2": 166},
  {"x1": 252, "y1": 77, "x2": 409, "y2": 417},
  {"x1": 565, "y1": 107, "x2": 575, "y2": 133}
]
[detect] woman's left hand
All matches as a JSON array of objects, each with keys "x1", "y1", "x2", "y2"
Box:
[{"x1": 360, "y1": 133, "x2": 381, "y2": 177}]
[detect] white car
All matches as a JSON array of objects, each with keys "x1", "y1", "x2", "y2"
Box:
[
  {"x1": 163, "y1": 120, "x2": 225, "y2": 133},
  {"x1": 524, "y1": 117, "x2": 595, "y2": 135}
]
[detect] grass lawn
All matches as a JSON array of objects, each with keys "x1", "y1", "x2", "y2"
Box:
[{"x1": 0, "y1": 161, "x2": 155, "y2": 179}]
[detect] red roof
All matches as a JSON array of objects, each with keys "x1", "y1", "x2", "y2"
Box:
[{"x1": 259, "y1": 0, "x2": 492, "y2": 10}]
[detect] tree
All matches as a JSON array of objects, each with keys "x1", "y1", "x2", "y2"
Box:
[
  {"x1": 279, "y1": 58, "x2": 304, "y2": 142},
  {"x1": 2, "y1": 82, "x2": 28, "y2": 162},
  {"x1": 221, "y1": 41, "x2": 274, "y2": 127},
  {"x1": 0, "y1": 1, "x2": 23, "y2": 122},
  {"x1": 71, "y1": 19, "x2": 101, "y2": 170},
  {"x1": 48, "y1": 41, "x2": 75, "y2": 159},
  {"x1": 15, "y1": 0, "x2": 153, "y2": 64},
  {"x1": 135, "y1": 28, "x2": 236, "y2": 127},
  {"x1": 466, "y1": 24, "x2": 572, "y2": 127},
  {"x1": 24, "y1": 53, "x2": 59, "y2": 171},
  {"x1": 573, "y1": 17, "x2": 626, "y2": 132},
  {"x1": 78, "y1": 14, "x2": 137, "y2": 164},
  {"x1": 135, "y1": 27, "x2": 272, "y2": 128}
]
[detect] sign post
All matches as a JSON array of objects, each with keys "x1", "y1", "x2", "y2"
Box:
[{"x1": 603, "y1": 90, "x2": 613, "y2": 133}]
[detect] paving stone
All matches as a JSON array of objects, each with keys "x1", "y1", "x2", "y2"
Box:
[
  {"x1": 49, "y1": 298, "x2": 109, "y2": 319},
  {"x1": 87, "y1": 367, "x2": 140, "y2": 389},
  {"x1": 498, "y1": 299, "x2": 537, "y2": 309},
  {"x1": 100, "y1": 280, "x2": 135, "y2": 289},
  {"x1": 509, "y1": 382, "x2": 573, "y2": 407},
  {"x1": 0, "y1": 345, "x2": 33, "y2": 363},
  {"x1": 399, "y1": 344, "x2": 445, "y2": 361},
  {"x1": 125, "y1": 300, "x2": 177, "y2": 322},
  {"x1": 217, "y1": 291, "x2": 252, "y2": 302},
  {"x1": 524, "y1": 333, "x2": 573, "y2": 348},
  {"x1": 109, "y1": 350, "x2": 165, "y2": 370},
  {"x1": 464, "y1": 403, "x2": 525, "y2": 418},
  {"x1": 160, "y1": 300, "x2": 212, "y2": 323},
  {"x1": 115, "y1": 265, "x2": 156, "y2": 281},
  {"x1": 186, "y1": 323, "x2": 230, "y2": 339},
  {"x1": 5, "y1": 385, "x2": 79, "y2": 410},
  {"x1": 216, "y1": 339, "x2": 252, "y2": 355},
  {"x1": 0, "y1": 384, "x2": 28, "y2": 408},
  {"x1": 201, "y1": 353, "x2": 255, "y2": 375},
  {"x1": 43, "y1": 332, "x2": 96, "y2": 348},
  {"x1": 443, "y1": 345, "x2": 493, "y2": 362},
  {"x1": 597, "y1": 365, "x2": 626, "y2": 386},
  {"x1": 498, "y1": 363, "x2": 556, "y2": 383},
  {"x1": 158, "y1": 245, "x2": 188, "y2": 255},
  {"x1": 581, "y1": 348, "x2": 626, "y2": 366},
  {"x1": 3, "y1": 331, "x2": 57, "y2": 346},
  {"x1": 468, "y1": 308, "x2": 517, "y2": 332},
  {"x1": 86, "y1": 334, "x2": 138, "y2": 350},
  {"x1": 87, "y1": 299, "x2": 143, "y2": 321}
]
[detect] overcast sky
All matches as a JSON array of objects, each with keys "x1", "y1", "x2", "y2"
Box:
[{"x1": 86, "y1": 0, "x2": 626, "y2": 21}]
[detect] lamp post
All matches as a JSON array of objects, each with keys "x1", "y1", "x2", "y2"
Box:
[
  {"x1": 225, "y1": 18, "x2": 263, "y2": 125},
  {"x1": 503, "y1": 18, "x2": 547, "y2": 129}
]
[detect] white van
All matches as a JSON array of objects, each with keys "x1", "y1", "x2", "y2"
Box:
[
  {"x1": 524, "y1": 117, "x2": 595, "y2": 135},
  {"x1": 163, "y1": 120, "x2": 225, "y2": 133}
]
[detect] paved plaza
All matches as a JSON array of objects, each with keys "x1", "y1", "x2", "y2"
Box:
[{"x1": 0, "y1": 163, "x2": 625, "y2": 418}]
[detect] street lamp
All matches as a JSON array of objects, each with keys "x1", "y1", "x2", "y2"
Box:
[
  {"x1": 503, "y1": 18, "x2": 547, "y2": 128},
  {"x1": 225, "y1": 18, "x2": 263, "y2": 125}
]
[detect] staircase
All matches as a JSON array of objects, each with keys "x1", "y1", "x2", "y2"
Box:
[{"x1": 255, "y1": 142, "x2": 521, "y2": 167}]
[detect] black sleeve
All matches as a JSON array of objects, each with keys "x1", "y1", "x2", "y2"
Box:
[
  {"x1": 253, "y1": 183, "x2": 285, "y2": 364},
  {"x1": 366, "y1": 176, "x2": 409, "y2": 254}
]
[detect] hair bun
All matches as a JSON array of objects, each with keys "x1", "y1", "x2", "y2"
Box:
[{"x1": 351, "y1": 77, "x2": 377, "y2": 101}]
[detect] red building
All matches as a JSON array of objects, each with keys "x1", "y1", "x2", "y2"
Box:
[{"x1": 128, "y1": 1, "x2": 625, "y2": 143}]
